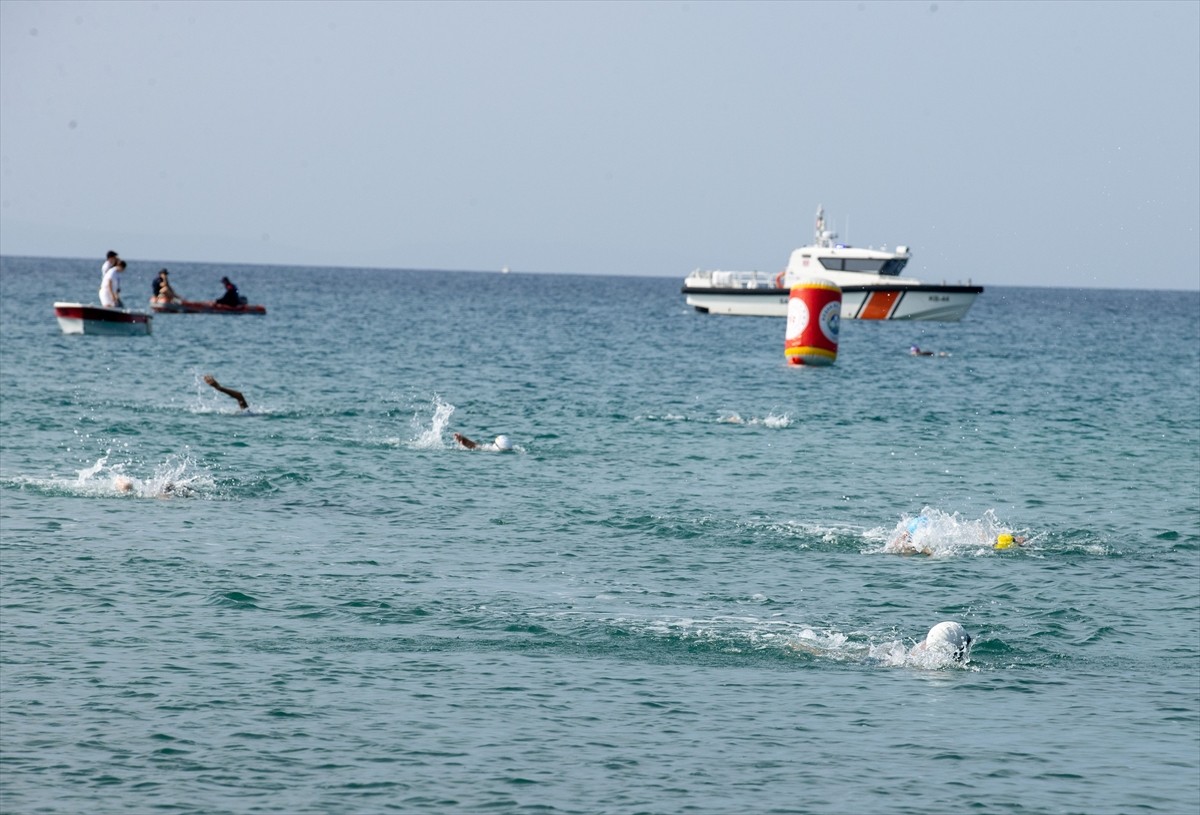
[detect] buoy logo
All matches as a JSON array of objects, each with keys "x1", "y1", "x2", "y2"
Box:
[
  {"x1": 785, "y1": 300, "x2": 809, "y2": 340},
  {"x1": 819, "y1": 301, "x2": 840, "y2": 343}
]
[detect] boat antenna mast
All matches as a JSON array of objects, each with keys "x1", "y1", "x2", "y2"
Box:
[{"x1": 815, "y1": 205, "x2": 835, "y2": 248}]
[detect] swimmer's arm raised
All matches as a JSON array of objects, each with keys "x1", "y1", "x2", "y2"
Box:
[{"x1": 204, "y1": 375, "x2": 248, "y2": 410}]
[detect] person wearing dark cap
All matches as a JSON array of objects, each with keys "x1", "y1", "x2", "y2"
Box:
[{"x1": 215, "y1": 276, "x2": 241, "y2": 307}]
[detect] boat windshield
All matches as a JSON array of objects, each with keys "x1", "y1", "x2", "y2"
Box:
[{"x1": 817, "y1": 257, "x2": 908, "y2": 275}]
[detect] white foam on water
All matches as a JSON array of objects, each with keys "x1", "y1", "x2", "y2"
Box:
[
  {"x1": 718, "y1": 411, "x2": 792, "y2": 427},
  {"x1": 408, "y1": 394, "x2": 456, "y2": 449},
  {"x1": 868, "y1": 506, "x2": 1027, "y2": 558},
  {"x1": 15, "y1": 453, "x2": 217, "y2": 498}
]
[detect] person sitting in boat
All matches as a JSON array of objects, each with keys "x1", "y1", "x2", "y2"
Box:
[
  {"x1": 453, "y1": 433, "x2": 514, "y2": 452},
  {"x1": 215, "y1": 276, "x2": 243, "y2": 307},
  {"x1": 151, "y1": 269, "x2": 180, "y2": 303},
  {"x1": 99, "y1": 259, "x2": 126, "y2": 308}
]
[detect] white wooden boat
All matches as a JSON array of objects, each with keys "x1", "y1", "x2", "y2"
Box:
[{"x1": 54, "y1": 302, "x2": 153, "y2": 335}]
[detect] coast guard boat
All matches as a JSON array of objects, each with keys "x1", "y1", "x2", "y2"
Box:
[
  {"x1": 682, "y1": 207, "x2": 982, "y2": 320},
  {"x1": 54, "y1": 302, "x2": 152, "y2": 335}
]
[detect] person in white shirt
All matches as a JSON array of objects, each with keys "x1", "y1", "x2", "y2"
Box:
[
  {"x1": 99, "y1": 260, "x2": 125, "y2": 307},
  {"x1": 101, "y1": 250, "x2": 119, "y2": 280}
]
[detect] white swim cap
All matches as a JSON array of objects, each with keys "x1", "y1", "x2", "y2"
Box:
[
  {"x1": 923, "y1": 621, "x2": 972, "y2": 662},
  {"x1": 493, "y1": 435, "x2": 512, "y2": 451}
]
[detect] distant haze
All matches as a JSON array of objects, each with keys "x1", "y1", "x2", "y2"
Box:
[{"x1": 2, "y1": 0, "x2": 1197, "y2": 289}]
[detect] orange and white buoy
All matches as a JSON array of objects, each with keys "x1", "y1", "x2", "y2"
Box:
[{"x1": 784, "y1": 279, "x2": 841, "y2": 366}]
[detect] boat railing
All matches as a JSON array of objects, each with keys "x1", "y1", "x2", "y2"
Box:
[{"x1": 687, "y1": 269, "x2": 780, "y2": 289}]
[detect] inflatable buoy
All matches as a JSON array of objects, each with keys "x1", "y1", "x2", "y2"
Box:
[
  {"x1": 774, "y1": 271, "x2": 785, "y2": 289},
  {"x1": 785, "y1": 279, "x2": 841, "y2": 366}
]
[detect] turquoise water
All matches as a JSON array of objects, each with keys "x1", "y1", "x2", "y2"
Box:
[{"x1": 2, "y1": 256, "x2": 1198, "y2": 815}]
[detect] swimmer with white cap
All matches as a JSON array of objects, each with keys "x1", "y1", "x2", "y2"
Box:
[
  {"x1": 454, "y1": 432, "x2": 513, "y2": 452},
  {"x1": 911, "y1": 621, "x2": 973, "y2": 663}
]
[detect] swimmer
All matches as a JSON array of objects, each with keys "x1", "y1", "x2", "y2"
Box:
[
  {"x1": 909, "y1": 345, "x2": 950, "y2": 357},
  {"x1": 204, "y1": 374, "x2": 248, "y2": 410},
  {"x1": 886, "y1": 515, "x2": 933, "y2": 555},
  {"x1": 887, "y1": 513, "x2": 1026, "y2": 555},
  {"x1": 112, "y1": 475, "x2": 189, "y2": 498},
  {"x1": 993, "y1": 533, "x2": 1027, "y2": 550},
  {"x1": 911, "y1": 621, "x2": 973, "y2": 663},
  {"x1": 453, "y1": 432, "x2": 513, "y2": 452},
  {"x1": 156, "y1": 482, "x2": 193, "y2": 499}
]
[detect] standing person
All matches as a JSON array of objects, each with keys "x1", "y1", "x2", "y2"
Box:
[
  {"x1": 101, "y1": 250, "x2": 119, "y2": 280},
  {"x1": 99, "y1": 259, "x2": 125, "y2": 308},
  {"x1": 215, "y1": 276, "x2": 241, "y2": 307}
]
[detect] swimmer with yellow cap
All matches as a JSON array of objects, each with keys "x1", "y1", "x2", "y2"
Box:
[{"x1": 994, "y1": 533, "x2": 1027, "y2": 550}]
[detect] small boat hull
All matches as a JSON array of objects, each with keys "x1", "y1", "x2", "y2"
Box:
[
  {"x1": 54, "y1": 302, "x2": 152, "y2": 335},
  {"x1": 683, "y1": 284, "x2": 982, "y2": 321},
  {"x1": 150, "y1": 299, "x2": 266, "y2": 315}
]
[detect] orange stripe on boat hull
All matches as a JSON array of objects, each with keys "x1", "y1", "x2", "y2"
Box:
[{"x1": 859, "y1": 290, "x2": 900, "y2": 320}]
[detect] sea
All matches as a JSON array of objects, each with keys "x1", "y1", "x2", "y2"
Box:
[{"x1": 1, "y1": 255, "x2": 1198, "y2": 815}]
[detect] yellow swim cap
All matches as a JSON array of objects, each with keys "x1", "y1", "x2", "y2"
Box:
[{"x1": 994, "y1": 534, "x2": 1015, "y2": 549}]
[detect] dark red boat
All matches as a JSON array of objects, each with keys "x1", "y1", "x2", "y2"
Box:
[{"x1": 150, "y1": 298, "x2": 267, "y2": 315}]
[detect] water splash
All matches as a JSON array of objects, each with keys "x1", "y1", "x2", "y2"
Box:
[
  {"x1": 642, "y1": 411, "x2": 792, "y2": 426},
  {"x1": 612, "y1": 613, "x2": 973, "y2": 670},
  {"x1": 14, "y1": 452, "x2": 218, "y2": 498},
  {"x1": 408, "y1": 394, "x2": 456, "y2": 449},
  {"x1": 868, "y1": 506, "x2": 1028, "y2": 558},
  {"x1": 717, "y1": 411, "x2": 792, "y2": 427}
]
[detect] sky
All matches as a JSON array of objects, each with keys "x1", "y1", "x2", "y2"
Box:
[{"x1": 1, "y1": 0, "x2": 1197, "y2": 290}]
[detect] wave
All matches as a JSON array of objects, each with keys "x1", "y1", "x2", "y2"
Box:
[{"x1": 639, "y1": 411, "x2": 793, "y2": 428}]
